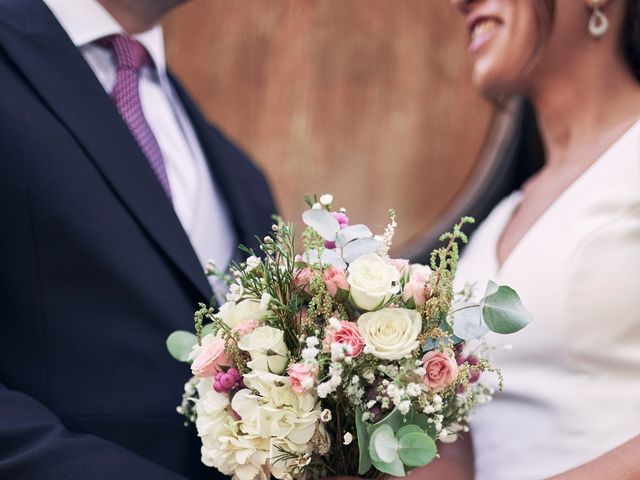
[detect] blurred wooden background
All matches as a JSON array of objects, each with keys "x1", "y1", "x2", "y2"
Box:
[{"x1": 164, "y1": 0, "x2": 496, "y2": 256}]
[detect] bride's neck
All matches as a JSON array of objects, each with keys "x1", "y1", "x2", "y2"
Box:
[{"x1": 529, "y1": 59, "x2": 640, "y2": 168}]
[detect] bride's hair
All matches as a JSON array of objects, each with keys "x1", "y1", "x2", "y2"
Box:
[
  {"x1": 623, "y1": 0, "x2": 640, "y2": 81},
  {"x1": 536, "y1": 0, "x2": 640, "y2": 82}
]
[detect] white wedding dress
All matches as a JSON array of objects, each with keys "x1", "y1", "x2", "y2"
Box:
[{"x1": 455, "y1": 120, "x2": 640, "y2": 480}]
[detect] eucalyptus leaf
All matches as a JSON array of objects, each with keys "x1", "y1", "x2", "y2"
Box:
[
  {"x1": 396, "y1": 425, "x2": 424, "y2": 440},
  {"x1": 166, "y1": 331, "x2": 197, "y2": 363},
  {"x1": 303, "y1": 248, "x2": 347, "y2": 270},
  {"x1": 372, "y1": 456, "x2": 405, "y2": 477},
  {"x1": 369, "y1": 408, "x2": 405, "y2": 434},
  {"x1": 404, "y1": 411, "x2": 430, "y2": 432},
  {"x1": 398, "y1": 432, "x2": 437, "y2": 467},
  {"x1": 452, "y1": 302, "x2": 490, "y2": 340},
  {"x1": 370, "y1": 425, "x2": 399, "y2": 463},
  {"x1": 201, "y1": 323, "x2": 215, "y2": 337},
  {"x1": 302, "y1": 209, "x2": 340, "y2": 241},
  {"x1": 355, "y1": 406, "x2": 372, "y2": 475},
  {"x1": 335, "y1": 224, "x2": 373, "y2": 248},
  {"x1": 481, "y1": 280, "x2": 532, "y2": 334},
  {"x1": 320, "y1": 249, "x2": 348, "y2": 269},
  {"x1": 343, "y1": 238, "x2": 381, "y2": 264}
]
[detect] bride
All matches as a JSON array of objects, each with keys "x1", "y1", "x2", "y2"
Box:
[{"x1": 417, "y1": 0, "x2": 640, "y2": 479}]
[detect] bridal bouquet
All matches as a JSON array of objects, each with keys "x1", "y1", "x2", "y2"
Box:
[{"x1": 167, "y1": 195, "x2": 530, "y2": 480}]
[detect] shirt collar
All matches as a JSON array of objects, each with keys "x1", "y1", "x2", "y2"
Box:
[{"x1": 41, "y1": 0, "x2": 167, "y2": 73}]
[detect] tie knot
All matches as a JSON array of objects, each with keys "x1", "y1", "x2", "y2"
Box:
[{"x1": 98, "y1": 34, "x2": 151, "y2": 71}]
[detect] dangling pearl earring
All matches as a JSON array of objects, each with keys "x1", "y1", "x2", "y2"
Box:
[{"x1": 589, "y1": 0, "x2": 609, "y2": 38}]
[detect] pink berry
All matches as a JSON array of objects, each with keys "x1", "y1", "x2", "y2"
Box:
[
  {"x1": 220, "y1": 374, "x2": 235, "y2": 390},
  {"x1": 227, "y1": 368, "x2": 240, "y2": 380},
  {"x1": 215, "y1": 372, "x2": 224, "y2": 381},
  {"x1": 213, "y1": 381, "x2": 225, "y2": 393}
]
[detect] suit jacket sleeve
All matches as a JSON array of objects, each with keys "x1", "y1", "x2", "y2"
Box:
[{"x1": 0, "y1": 382, "x2": 187, "y2": 480}]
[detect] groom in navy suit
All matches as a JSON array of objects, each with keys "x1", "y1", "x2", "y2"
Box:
[{"x1": 0, "y1": 0, "x2": 276, "y2": 478}]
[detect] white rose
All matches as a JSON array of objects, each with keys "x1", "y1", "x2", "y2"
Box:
[
  {"x1": 357, "y1": 308, "x2": 422, "y2": 360},
  {"x1": 237, "y1": 326, "x2": 289, "y2": 374},
  {"x1": 219, "y1": 299, "x2": 271, "y2": 329},
  {"x1": 347, "y1": 254, "x2": 400, "y2": 311}
]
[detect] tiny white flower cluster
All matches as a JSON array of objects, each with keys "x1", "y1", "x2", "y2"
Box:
[
  {"x1": 317, "y1": 362, "x2": 343, "y2": 399},
  {"x1": 245, "y1": 255, "x2": 262, "y2": 272},
  {"x1": 319, "y1": 194, "x2": 333, "y2": 206},
  {"x1": 226, "y1": 282, "x2": 243, "y2": 302},
  {"x1": 301, "y1": 336, "x2": 320, "y2": 363},
  {"x1": 344, "y1": 375, "x2": 365, "y2": 399},
  {"x1": 377, "y1": 210, "x2": 398, "y2": 259}
]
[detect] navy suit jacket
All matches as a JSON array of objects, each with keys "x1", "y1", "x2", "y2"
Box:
[{"x1": 0, "y1": 0, "x2": 277, "y2": 478}]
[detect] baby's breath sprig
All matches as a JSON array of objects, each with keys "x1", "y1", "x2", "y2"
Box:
[{"x1": 377, "y1": 209, "x2": 398, "y2": 259}]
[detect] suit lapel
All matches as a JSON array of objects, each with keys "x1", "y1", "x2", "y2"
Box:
[{"x1": 0, "y1": 0, "x2": 212, "y2": 301}]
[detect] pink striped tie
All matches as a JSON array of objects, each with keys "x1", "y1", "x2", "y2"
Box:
[{"x1": 99, "y1": 35, "x2": 172, "y2": 200}]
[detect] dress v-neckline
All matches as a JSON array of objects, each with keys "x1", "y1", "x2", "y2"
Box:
[{"x1": 492, "y1": 118, "x2": 640, "y2": 276}]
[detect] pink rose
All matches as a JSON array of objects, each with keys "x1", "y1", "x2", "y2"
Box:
[
  {"x1": 422, "y1": 349, "x2": 458, "y2": 393},
  {"x1": 402, "y1": 271, "x2": 432, "y2": 306},
  {"x1": 231, "y1": 319, "x2": 259, "y2": 337},
  {"x1": 324, "y1": 321, "x2": 365, "y2": 358},
  {"x1": 323, "y1": 267, "x2": 350, "y2": 298},
  {"x1": 191, "y1": 338, "x2": 229, "y2": 378},
  {"x1": 294, "y1": 267, "x2": 313, "y2": 294},
  {"x1": 387, "y1": 258, "x2": 410, "y2": 276},
  {"x1": 287, "y1": 362, "x2": 318, "y2": 393}
]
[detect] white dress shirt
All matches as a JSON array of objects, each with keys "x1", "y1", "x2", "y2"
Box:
[
  {"x1": 42, "y1": 0, "x2": 236, "y2": 295},
  {"x1": 456, "y1": 120, "x2": 640, "y2": 479}
]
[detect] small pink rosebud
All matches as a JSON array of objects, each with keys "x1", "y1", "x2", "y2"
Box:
[
  {"x1": 294, "y1": 267, "x2": 313, "y2": 295},
  {"x1": 323, "y1": 321, "x2": 365, "y2": 358},
  {"x1": 402, "y1": 271, "x2": 433, "y2": 306},
  {"x1": 287, "y1": 362, "x2": 318, "y2": 393},
  {"x1": 191, "y1": 338, "x2": 230, "y2": 378},
  {"x1": 422, "y1": 349, "x2": 459, "y2": 393},
  {"x1": 323, "y1": 267, "x2": 350, "y2": 298}
]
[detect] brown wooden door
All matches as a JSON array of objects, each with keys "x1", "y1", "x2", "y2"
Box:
[{"x1": 164, "y1": 0, "x2": 507, "y2": 257}]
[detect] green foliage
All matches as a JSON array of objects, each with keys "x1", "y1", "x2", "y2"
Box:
[
  {"x1": 482, "y1": 281, "x2": 532, "y2": 334},
  {"x1": 166, "y1": 331, "x2": 197, "y2": 363},
  {"x1": 355, "y1": 406, "x2": 373, "y2": 475},
  {"x1": 398, "y1": 431, "x2": 437, "y2": 467},
  {"x1": 357, "y1": 408, "x2": 440, "y2": 476}
]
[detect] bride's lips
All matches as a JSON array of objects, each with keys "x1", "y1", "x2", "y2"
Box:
[{"x1": 467, "y1": 15, "x2": 503, "y2": 54}]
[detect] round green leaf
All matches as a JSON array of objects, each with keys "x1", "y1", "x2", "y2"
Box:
[
  {"x1": 166, "y1": 330, "x2": 197, "y2": 363},
  {"x1": 398, "y1": 432, "x2": 437, "y2": 467},
  {"x1": 481, "y1": 281, "x2": 532, "y2": 334},
  {"x1": 396, "y1": 425, "x2": 424, "y2": 440},
  {"x1": 372, "y1": 457, "x2": 405, "y2": 477},
  {"x1": 369, "y1": 424, "x2": 399, "y2": 464}
]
